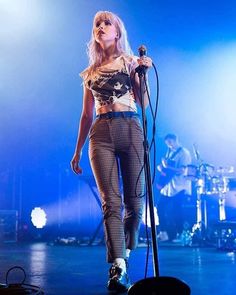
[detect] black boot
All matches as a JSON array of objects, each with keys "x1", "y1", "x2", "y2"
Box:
[{"x1": 107, "y1": 264, "x2": 131, "y2": 292}]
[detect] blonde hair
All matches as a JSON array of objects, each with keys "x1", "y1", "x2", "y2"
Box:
[{"x1": 87, "y1": 11, "x2": 133, "y2": 71}]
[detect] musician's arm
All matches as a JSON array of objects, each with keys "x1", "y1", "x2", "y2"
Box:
[{"x1": 157, "y1": 160, "x2": 183, "y2": 175}]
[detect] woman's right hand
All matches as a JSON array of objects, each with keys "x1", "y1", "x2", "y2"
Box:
[{"x1": 70, "y1": 152, "x2": 82, "y2": 174}]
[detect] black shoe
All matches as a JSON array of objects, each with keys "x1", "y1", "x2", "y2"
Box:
[{"x1": 107, "y1": 264, "x2": 131, "y2": 292}]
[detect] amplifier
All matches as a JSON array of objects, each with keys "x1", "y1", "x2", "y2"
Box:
[{"x1": 0, "y1": 210, "x2": 18, "y2": 242}]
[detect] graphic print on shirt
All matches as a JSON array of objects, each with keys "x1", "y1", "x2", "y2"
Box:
[{"x1": 89, "y1": 68, "x2": 132, "y2": 107}]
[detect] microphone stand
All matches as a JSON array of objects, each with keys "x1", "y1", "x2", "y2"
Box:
[
  {"x1": 136, "y1": 65, "x2": 160, "y2": 277},
  {"x1": 128, "y1": 62, "x2": 191, "y2": 295}
]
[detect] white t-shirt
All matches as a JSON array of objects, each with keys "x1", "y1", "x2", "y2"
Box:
[{"x1": 161, "y1": 147, "x2": 192, "y2": 197}]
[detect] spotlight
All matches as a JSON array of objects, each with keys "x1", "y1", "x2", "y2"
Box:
[{"x1": 31, "y1": 207, "x2": 47, "y2": 229}]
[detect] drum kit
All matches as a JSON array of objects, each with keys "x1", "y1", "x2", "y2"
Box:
[
  {"x1": 184, "y1": 161, "x2": 236, "y2": 244},
  {"x1": 185, "y1": 164, "x2": 234, "y2": 195}
]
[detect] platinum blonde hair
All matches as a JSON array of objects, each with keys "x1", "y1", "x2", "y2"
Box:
[{"x1": 87, "y1": 11, "x2": 133, "y2": 71}]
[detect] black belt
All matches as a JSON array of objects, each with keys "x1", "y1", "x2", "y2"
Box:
[{"x1": 96, "y1": 111, "x2": 139, "y2": 119}]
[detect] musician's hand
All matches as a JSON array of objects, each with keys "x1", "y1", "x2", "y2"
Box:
[
  {"x1": 157, "y1": 165, "x2": 166, "y2": 176},
  {"x1": 161, "y1": 159, "x2": 168, "y2": 168},
  {"x1": 157, "y1": 164, "x2": 162, "y2": 172},
  {"x1": 70, "y1": 153, "x2": 82, "y2": 174},
  {"x1": 137, "y1": 56, "x2": 153, "y2": 69}
]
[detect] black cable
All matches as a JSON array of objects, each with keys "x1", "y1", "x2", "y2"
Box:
[
  {"x1": 134, "y1": 61, "x2": 160, "y2": 199},
  {"x1": 0, "y1": 266, "x2": 44, "y2": 294},
  {"x1": 144, "y1": 62, "x2": 159, "y2": 185},
  {"x1": 144, "y1": 178, "x2": 150, "y2": 279},
  {"x1": 6, "y1": 266, "x2": 26, "y2": 285}
]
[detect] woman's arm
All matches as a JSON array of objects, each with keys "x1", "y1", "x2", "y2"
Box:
[{"x1": 71, "y1": 85, "x2": 94, "y2": 174}]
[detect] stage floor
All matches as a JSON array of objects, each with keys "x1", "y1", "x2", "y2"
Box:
[{"x1": 0, "y1": 241, "x2": 235, "y2": 295}]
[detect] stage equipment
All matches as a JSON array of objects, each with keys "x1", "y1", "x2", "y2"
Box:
[
  {"x1": 83, "y1": 176, "x2": 103, "y2": 245},
  {"x1": 189, "y1": 145, "x2": 235, "y2": 245},
  {"x1": 212, "y1": 175, "x2": 236, "y2": 251},
  {"x1": 51, "y1": 175, "x2": 104, "y2": 246},
  {"x1": 128, "y1": 46, "x2": 191, "y2": 295},
  {"x1": 0, "y1": 210, "x2": 18, "y2": 242},
  {"x1": 214, "y1": 221, "x2": 236, "y2": 251},
  {"x1": 31, "y1": 207, "x2": 47, "y2": 229},
  {"x1": 0, "y1": 266, "x2": 44, "y2": 294},
  {"x1": 228, "y1": 177, "x2": 236, "y2": 191},
  {"x1": 128, "y1": 277, "x2": 191, "y2": 295}
]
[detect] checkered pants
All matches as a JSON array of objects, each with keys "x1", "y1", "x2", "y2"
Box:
[{"x1": 89, "y1": 116, "x2": 145, "y2": 262}]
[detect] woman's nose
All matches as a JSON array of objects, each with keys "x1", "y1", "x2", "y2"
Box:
[{"x1": 98, "y1": 22, "x2": 104, "y2": 30}]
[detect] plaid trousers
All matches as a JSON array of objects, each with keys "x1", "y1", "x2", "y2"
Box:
[{"x1": 89, "y1": 115, "x2": 145, "y2": 262}]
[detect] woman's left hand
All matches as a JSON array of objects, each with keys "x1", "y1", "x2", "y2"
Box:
[{"x1": 137, "y1": 56, "x2": 153, "y2": 69}]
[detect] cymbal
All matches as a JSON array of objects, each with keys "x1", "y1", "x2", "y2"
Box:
[
  {"x1": 199, "y1": 163, "x2": 215, "y2": 175},
  {"x1": 216, "y1": 166, "x2": 234, "y2": 174},
  {"x1": 199, "y1": 163, "x2": 215, "y2": 170}
]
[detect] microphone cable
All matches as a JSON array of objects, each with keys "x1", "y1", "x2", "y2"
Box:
[{"x1": 0, "y1": 266, "x2": 44, "y2": 294}]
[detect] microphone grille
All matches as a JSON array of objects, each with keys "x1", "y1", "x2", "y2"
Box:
[{"x1": 138, "y1": 45, "x2": 147, "y2": 56}]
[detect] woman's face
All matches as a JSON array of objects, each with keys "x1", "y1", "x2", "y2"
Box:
[{"x1": 93, "y1": 17, "x2": 118, "y2": 45}]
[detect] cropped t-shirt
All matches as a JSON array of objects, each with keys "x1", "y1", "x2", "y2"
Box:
[{"x1": 80, "y1": 55, "x2": 139, "y2": 113}]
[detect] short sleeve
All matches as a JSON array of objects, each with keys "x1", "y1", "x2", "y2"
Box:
[
  {"x1": 121, "y1": 55, "x2": 139, "y2": 75},
  {"x1": 79, "y1": 67, "x2": 91, "y2": 89},
  {"x1": 129, "y1": 55, "x2": 139, "y2": 73}
]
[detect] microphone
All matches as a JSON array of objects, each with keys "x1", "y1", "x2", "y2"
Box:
[
  {"x1": 138, "y1": 45, "x2": 147, "y2": 57},
  {"x1": 136, "y1": 45, "x2": 147, "y2": 74}
]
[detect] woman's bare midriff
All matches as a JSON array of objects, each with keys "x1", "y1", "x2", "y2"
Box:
[{"x1": 96, "y1": 103, "x2": 136, "y2": 115}]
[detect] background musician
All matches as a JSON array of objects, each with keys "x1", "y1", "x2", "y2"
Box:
[{"x1": 157, "y1": 133, "x2": 192, "y2": 242}]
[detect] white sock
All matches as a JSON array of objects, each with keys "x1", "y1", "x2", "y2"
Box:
[
  {"x1": 126, "y1": 249, "x2": 131, "y2": 259},
  {"x1": 114, "y1": 258, "x2": 126, "y2": 272}
]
